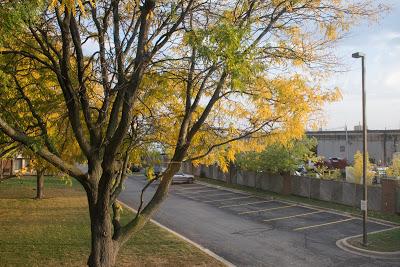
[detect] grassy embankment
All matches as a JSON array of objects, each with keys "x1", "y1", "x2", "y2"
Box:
[{"x1": 0, "y1": 176, "x2": 223, "y2": 266}]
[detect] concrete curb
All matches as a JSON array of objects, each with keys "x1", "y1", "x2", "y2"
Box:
[
  {"x1": 336, "y1": 227, "x2": 400, "y2": 259},
  {"x1": 118, "y1": 200, "x2": 236, "y2": 267},
  {"x1": 195, "y1": 180, "x2": 399, "y2": 228}
]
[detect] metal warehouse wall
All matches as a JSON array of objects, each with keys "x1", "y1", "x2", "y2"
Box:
[{"x1": 306, "y1": 130, "x2": 400, "y2": 164}]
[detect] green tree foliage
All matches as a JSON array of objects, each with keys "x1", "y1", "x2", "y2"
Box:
[
  {"x1": 236, "y1": 137, "x2": 317, "y2": 175},
  {"x1": 0, "y1": 0, "x2": 44, "y2": 44}
]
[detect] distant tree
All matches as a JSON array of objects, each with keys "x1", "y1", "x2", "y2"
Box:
[
  {"x1": 236, "y1": 137, "x2": 317, "y2": 175},
  {"x1": 353, "y1": 151, "x2": 374, "y2": 184},
  {"x1": 387, "y1": 153, "x2": 400, "y2": 178}
]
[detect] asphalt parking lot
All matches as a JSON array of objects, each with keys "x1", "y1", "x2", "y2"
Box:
[
  {"x1": 169, "y1": 182, "x2": 394, "y2": 238},
  {"x1": 120, "y1": 175, "x2": 400, "y2": 266}
]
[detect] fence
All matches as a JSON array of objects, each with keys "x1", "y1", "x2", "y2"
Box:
[{"x1": 182, "y1": 162, "x2": 400, "y2": 214}]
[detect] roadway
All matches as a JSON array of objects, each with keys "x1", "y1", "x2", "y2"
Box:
[{"x1": 119, "y1": 174, "x2": 399, "y2": 267}]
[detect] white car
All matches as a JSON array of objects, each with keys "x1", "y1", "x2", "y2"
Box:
[
  {"x1": 156, "y1": 167, "x2": 194, "y2": 184},
  {"x1": 171, "y1": 169, "x2": 195, "y2": 184}
]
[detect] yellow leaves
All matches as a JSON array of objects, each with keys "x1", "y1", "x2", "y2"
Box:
[
  {"x1": 113, "y1": 201, "x2": 124, "y2": 214},
  {"x1": 50, "y1": 0, "x2": 95, "y2": 15},
  {"x1": 353, "y1": 151, "x2": 374, "y2": 185},
  {"x1": 327, "y1": 87, "x2": 342, "y2": 102},
  {"x1": 60, "y1": 173, "x2": 73, "y2": 186},
  {"x1": 15, "y1": 167, "x2": 28, "y2": 177},
  {"x1": 325, "y1": 24, "x2": 337, "y2": 40},
  {"x1": 387, "y1": 153, "x2": 400, "y2": 177},
  {"x1": 145, "y1": 167, "x2": 155, "y2": 180},
  {"x1": 146, "y1": 10, "x2": 154, "y2": 21},
  {"x1": 173, "y1": 72, "x2": 339, "y2": 171}
]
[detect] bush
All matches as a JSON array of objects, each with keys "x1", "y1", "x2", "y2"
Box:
[
  {"x1": 236, "y1": 137, "x2": 317, "y2": 175},
  {"x1": 353, "y1": 151, "x2": 374, "y2": 184}
]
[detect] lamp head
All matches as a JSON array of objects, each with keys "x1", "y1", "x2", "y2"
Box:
[{"x1": 352, "y1": 52, "x2": 365, "y2": 58}]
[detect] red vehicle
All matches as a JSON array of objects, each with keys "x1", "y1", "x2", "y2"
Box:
[
  {"x1": 325, "y1": 157, "x2": 348, "y2": 170},
  {"x1": 314, "y1": 157, "x2": 348, "y2": 170}
]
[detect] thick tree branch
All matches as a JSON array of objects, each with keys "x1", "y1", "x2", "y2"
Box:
[
  {"x1": 55, "y1": 7, "x2": 92, "y2": 157},
  {"x1": 187, "y1": 71, "x2": 228, "y2": 141},
  {"x1": 69, "y1": 15, "x2": 99, "y2": 146}
]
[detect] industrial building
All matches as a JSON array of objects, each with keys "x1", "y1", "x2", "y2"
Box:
[{"x1": 306, "y1": 129, "x2": 400, "y2": 165}]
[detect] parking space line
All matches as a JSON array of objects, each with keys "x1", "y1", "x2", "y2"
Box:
[
  {"x1": 238, "y1": 204, "x2": 296, "y2": 215},
  {"x1": 174, "y1": 186, "x2": 207, "y2": 191},
  {"x1": 203, "y1": 192, "x2": 237, "y2": 198},
  {"x1": 175, "y1": 189, "x2": 219, "y2": 194},
  {"x1": 293, "y1": 218, "x2": 354, "y2": 231},
  {"x1": 203, "y1": 196, "x2": 252, "y2": 203},
  {"x1": 219, "y1": 200, "x2": 274, "y2": 208},
  {"x1": 263, "y1": 210, "x2": 324, "y2": 222}
]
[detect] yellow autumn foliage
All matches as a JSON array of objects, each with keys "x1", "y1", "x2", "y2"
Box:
[
  {"x1": 387, "y1": 153, "x2": 400, "y2": 178},
  {"x1": 353, "y1": 151, "x2": 374, "y2": 185}
]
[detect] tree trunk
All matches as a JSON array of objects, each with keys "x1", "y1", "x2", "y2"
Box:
[
  {"x1": 87, "y1": 198, "x2": 119, "y2": 267},
  {"x1": 1, "y1": 159, "x2": 3, "y2": 179},
  {"x1": 36, "y1": 170, "x2": 44, "y2": 199}
]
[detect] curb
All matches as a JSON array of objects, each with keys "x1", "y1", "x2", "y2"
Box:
[
  {"x1": 118, "y1": 200, "x2": 236, "y2": 267},
  {"x1": 195, "y1": 180, "x2": 399, "y2": 228},
  {"x1": 336, "y1": 227, "x2": 400, "y2": 259}
]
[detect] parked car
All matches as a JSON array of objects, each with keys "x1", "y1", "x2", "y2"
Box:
[
  {"x1": 171, "y1": 169, "x2": 195, "y2": 184},
  {"x1": 372, "y1": 166, "x2": 387, "y2": 184},
  {"x1": 131, "y1": 165, "x2": 141, "y2": 172},
  {"x1": 326, "y1": 157, "x2": 348, "y2": 170},
  {"x1": 152, "y1": 166, "x2": 194, "y2": 184}
]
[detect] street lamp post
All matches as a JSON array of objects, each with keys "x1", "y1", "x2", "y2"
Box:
[{"x1": 352, "y1": 52, "x2": 368, "y2": 246}]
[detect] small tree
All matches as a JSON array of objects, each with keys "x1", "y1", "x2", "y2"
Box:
[
  {"x1": 387, "y1": 153, "x2": 400, "y2": 178},
  {"x1": 353, "y1": 151, "x2": 374, "y2": 185},
  {"x1": 236, "y1": 137, "x2": 317, "y2": 175}
]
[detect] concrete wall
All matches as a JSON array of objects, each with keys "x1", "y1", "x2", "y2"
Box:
[{"x1": 183, "y1": 162, "x2": 399, "y2": 214}]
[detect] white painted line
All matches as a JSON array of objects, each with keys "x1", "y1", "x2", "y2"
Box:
[
  {"x1": 203, "y1": 192, "x2": 237, "y2": 198},
  {"x1": 196, "y1": 180, "x2": 399, "y2": 228},
  {"x1": 263, "y1": 210, "x2": 324, "y2": 222},
  {"x1": 294, "y1": 218, "x2": 354, "y2": 231},
  {"x1": 239, "y1": 204, "x2": 296, "y2": 215},
  {"x1": 174, "y1": 186, "x2": 207, "y2": 191},
  {"x1": 175, "y1": 189, "x2": 219, "y2": 194},
  {"x1": 219, "y1": 200, "x2": 274, "y2": 208},
  {"x1": 351, "y1": 217, "x2": 396, "y2": 227},
  {"x1": 203, "y1": 196, "x2": 252, "y2": 203},
  {"x1": 118, "y1": 200, "x2": 236, "y2": 267}
]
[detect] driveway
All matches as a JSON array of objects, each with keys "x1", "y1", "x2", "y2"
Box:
[{"x1": 119, "y1": 175, "x2": 399, "y2": 267}]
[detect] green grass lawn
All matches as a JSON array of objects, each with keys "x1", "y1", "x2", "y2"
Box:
[
  {"x1": 197, "y1": 177, "x2": 400, "y2": 225},
  {"x1": 348, "y1": 227, "x2": 400, "y2": 252},
  {"x1": 0, "y1": 176, "x2": 223, "y2": 267}
]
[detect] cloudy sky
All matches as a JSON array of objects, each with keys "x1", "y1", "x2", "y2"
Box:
[{"x1": 322, "y1": 0, "x2": 400, "y2": 130}]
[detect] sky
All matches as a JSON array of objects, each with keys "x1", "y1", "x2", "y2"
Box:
[{"x1": 322, "y1": 0, "x2": 400, "y2": 130}]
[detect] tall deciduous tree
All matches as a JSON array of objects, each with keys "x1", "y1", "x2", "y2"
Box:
[{"x1": 0, "y1": 0, "x2": 386, "y2": 266}]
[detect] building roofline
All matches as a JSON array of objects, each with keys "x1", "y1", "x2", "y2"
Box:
[{"x1": 306, "y1": 129, "x2": 400, "y2": 135}]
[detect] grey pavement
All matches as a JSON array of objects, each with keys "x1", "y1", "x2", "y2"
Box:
[{"x1": 119, "y1": 174, "x2": 400, "y2": 267}]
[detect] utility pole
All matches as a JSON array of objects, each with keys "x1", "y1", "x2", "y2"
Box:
[{"x1": 352, "y1": 52, "x2": 368, "y2": 246}]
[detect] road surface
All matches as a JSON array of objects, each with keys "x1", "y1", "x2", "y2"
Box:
[{"x1": 119, "y1": 175, "x2": 399, "y2": 267}]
